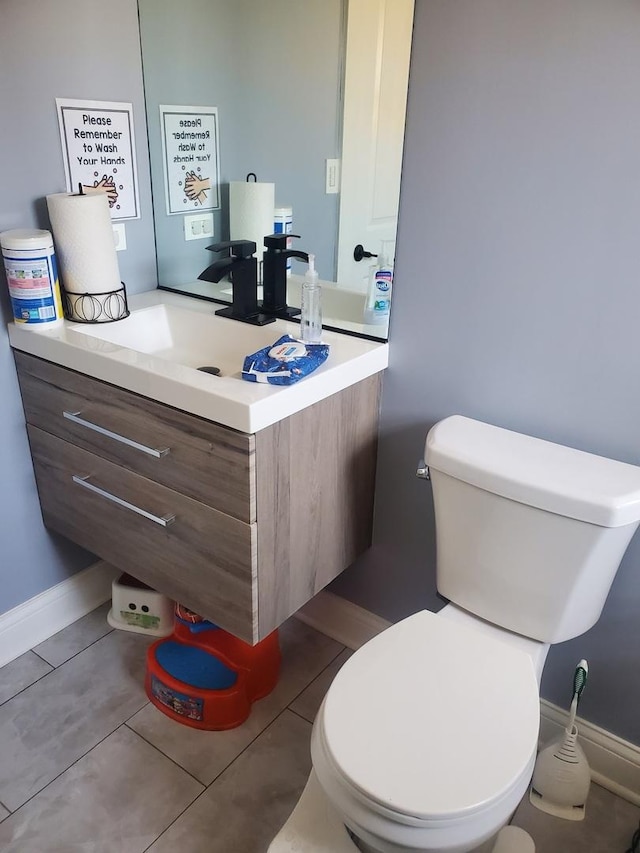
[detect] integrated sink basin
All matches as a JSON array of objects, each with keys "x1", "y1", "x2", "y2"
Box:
[
  {"x1": 69, "y1": 301, "x2": 268, "y2": 377},
  {"x1": 8, "y1": 290, "x2": 388, "y2": 433}
]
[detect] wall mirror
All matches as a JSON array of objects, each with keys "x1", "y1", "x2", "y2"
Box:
[{"x1": 138, "y1": 0, "x2": 414, "y2": 341}]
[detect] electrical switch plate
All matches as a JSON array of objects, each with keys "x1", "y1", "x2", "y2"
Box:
[
  {"x1": 325, "y1": 158, "x2": 341, "y2": 194},
  {"x1": 112, "y1": 223, "x2": 127, "y2": 251},
  {"x1": 184, "y1": 213, "x2": 214, "y2": 241}
]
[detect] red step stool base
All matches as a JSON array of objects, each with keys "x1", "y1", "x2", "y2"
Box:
[{"x1": 145, "y1": 619, "x2": 281, "y2": 730}]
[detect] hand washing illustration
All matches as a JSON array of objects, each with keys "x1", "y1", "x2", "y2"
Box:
[
  {"x1": 82, "y1": 174, "x2": 119, "y2": 208},
  {"x1": 183, "y1": 170, "x2": 211, "y2": 205}
]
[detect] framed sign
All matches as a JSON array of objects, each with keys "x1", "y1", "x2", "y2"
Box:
[
  {"x1": 159, "y1": 105, "x2": 220, "y2": 215},
  {"x1": 56, "y1": 98, "x2": 140, "y2": 220}
]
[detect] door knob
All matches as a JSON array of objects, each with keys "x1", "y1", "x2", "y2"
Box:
[{"x1": 353, "y1": 244, "x2": 378, "y2": 262}]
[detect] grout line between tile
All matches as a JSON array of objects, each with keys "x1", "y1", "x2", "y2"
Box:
[
  {"x1": 141, "y1": 755, "x2": 224, "y2": 853},
  {"x1": 29, "y1": 649, "x2": 55, "y2": 668},
  {"x1": 123, "y1": 723, "x2": 206, "y2": 789},
  {"x1": 0, "y1": 665, "x2": 54, "y2": 709},
  {"x1": 129, "y1": 701, "x2": 295, "y2": 795},
  {"x1": 1, "y1": 705, "x2": 149, "y2": 817},
  {"x1": 18, "y1": 630, "x2": 343, "y2": 850},
  {"x1": 122, "y1": 641, "x2": 344, "y2": 793},
  {"x1": 124, "y1": 700, "x2": 151, "y2": 724},
  {"x1": 287, "y1": 706, "x2": 315, "y2": 726},
  {"x1": 283, "y1": 644, "x2": 347, "y2": 711},
  {"x1": 218, "y1": 705, "x2": 310, "y2": 791},
  {"x1": 1, "y1": 626, "x2": 125, "y2": 710},
  {"x1": 140, "y1": 708, "x2": 307, "y2": 853},
  {"x1": 32, "y1": 626, "x2": 115, "y2": 670},
  {"x1": 2, "y1": 620, "x2": 119, "y2": 708},
  {"x1": 141, "y1": 784, "x2": 210, "y2": 853},
  {"x1": 1, "y1": 620, "x2": 344, "y2": 844},
  {"x1": 205, "y1": 706, "x2": 311, "y2": 793},
  {"x1": 178, "y1": 643, "x2": 346, "y2": 789}
]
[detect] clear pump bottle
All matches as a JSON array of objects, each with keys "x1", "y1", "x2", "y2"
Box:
[{"x1": 300, "y1": 254, "x2": 322, "y2": 343}]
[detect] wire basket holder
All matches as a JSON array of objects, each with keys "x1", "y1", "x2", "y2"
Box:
[{"x1": 62, "y1": 282, "x2": 130, "y2": 324}]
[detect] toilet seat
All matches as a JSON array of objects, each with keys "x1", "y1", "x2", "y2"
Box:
[
  {"x1": 267, "y1": 769, "x2": 537, "y2": 853},
  {"x1": 318, "y1": 610, "x2": 540, "y2": 824}
]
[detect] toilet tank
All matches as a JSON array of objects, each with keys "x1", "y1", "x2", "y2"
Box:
[{"x1": 425, "y1": 416, "x2": 640, "y2": 643}]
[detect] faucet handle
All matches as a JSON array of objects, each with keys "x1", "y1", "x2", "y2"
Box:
[
  {"x1": 263, "y1": 233, "x2": 301, "y2": 250},
  {"x1": 206, "y1": 240, "x2": 257, "y2": 259}
]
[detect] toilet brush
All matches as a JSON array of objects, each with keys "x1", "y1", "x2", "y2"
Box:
[{"x1": 529, "y1": 660, "x2": 590, "y2": 821}]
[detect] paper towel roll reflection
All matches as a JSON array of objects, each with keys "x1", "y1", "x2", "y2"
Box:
[
  {"x1": 46, "y1": 191, "x2": 121, "y2": 295},
  {"x1": 229, "y1": 180, "x2": 275, "y2": 259}
]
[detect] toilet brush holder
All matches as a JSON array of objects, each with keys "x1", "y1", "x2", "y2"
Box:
[
  {"x1": 530, "y1": 659, "x2": 590, "y2": 820},
  {"x1": 529, "y1": 725, "x2": 591, "y2": 820}
]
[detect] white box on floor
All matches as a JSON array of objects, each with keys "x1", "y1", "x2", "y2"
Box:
[{"x1": 107, "y1": 573, "x2": 174, "y2": 637}]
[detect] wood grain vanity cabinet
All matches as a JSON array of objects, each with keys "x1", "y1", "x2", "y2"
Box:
[{"x1": 14, "y1": 351, "x2": 381, "y2": 643}]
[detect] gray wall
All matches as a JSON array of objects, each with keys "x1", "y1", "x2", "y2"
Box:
[
  {"x1": 139, "y1": 0, "x2": 343, "y2": 284},
  {"x1": 0, "y1": 0, "x2": 157, "y2": 614},
  {"x1": 333, "y1": 0, "x2": 640, "y2": 745}
]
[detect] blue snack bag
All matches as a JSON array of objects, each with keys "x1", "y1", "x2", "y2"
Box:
[{"x1": 242, "y1": 335, "x2": 329, "y2": 385}]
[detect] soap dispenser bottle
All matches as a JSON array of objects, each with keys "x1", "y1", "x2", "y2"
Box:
[
  {"x1": 364, "y1": 245, "x2": 393, "y2": 325},
  {"x1": 300, "y1": 254, "x2": 322, "y2": 343}
]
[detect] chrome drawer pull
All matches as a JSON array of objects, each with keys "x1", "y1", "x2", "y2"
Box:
[
  {"x1": 63, "y1": 411, "x2": 170, "y2": 458},
  {"x1": 72, "y1": 475, "x2": 176, "y2": 527}
]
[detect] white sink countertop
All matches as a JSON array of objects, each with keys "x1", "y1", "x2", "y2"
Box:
[{"x1": 8, "y1": 290, "x2": 388, "y2": 433}]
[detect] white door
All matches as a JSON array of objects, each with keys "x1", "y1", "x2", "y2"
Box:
[{"x1": 336, "y1": 0, "x2": 414, "y2": 290}]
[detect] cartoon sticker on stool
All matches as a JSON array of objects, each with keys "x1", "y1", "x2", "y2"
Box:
[{"x1": 151, "y1": 675, "x2": 204, "y2": 721}]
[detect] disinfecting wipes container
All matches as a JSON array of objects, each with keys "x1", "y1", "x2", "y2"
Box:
[
  {"x1": 274, "y1": 205, "x2": 293, "y2": 275},
  {"x1": 1, "y1": 229, "x2": 64, "y2": 328}
]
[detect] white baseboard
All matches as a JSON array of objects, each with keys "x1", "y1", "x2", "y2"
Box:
[
  {"x1": 295, "y1": 590, "x2": 391, "y2": 650},
  {"x1": 296, "y1": 590, "x2": 640, "y2": 807},
  {"x1": 0, "y1": 561, "x2": 119, "y2": 668}
]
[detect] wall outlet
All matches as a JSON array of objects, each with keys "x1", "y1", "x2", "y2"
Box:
[
  {"x1": 325, "y1": 158, "x2": 341, "y2": 194},
  {"x1": 184, "y1": 213, "x2": 214, "y2": 241},
  {"x1": 112, "y1": 223, "x2": 127, "y2": 251}
]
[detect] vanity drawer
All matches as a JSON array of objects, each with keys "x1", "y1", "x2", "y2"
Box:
[
  {"x1": 15, "y1": 351, "x2": 255, "y2": 522},
  {"x1": 27, "y1": 425, "x2": 258, "y2": 643}
]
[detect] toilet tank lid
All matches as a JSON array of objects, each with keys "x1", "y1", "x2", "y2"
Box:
[{"x1": 425, "y1": 416, "x2": 640, "y2": 528}]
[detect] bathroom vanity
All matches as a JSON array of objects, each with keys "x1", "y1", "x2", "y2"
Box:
[{"x1": 9, "y1": 291, "x2": 388, "y2": 643}]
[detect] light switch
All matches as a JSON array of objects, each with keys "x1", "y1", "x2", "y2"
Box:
[
  {"x1": 112, "y1": 223, "x2": 127, "y2": 251},
  {"x1": 325, "y1": 159, "x2": 341, "y2": 194},
  {"x1": 184, "y1": 213, "x2": 214, "y2": 241}
]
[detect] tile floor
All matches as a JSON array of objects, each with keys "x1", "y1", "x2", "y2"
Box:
[{"x1": 0, "y1": 603, "x2": 638, "y2": 852}]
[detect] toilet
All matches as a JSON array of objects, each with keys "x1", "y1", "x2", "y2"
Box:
[{"x1": 269, "y1": 415, "x2": 640, "y2": 853}]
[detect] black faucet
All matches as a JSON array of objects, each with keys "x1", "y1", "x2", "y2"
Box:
[
  {"x1": 198, "y1": 240, "x2": 275, "y2": 326},
  {"x1": 261, "y1": 233, "x2": 309, "y2": 320}
]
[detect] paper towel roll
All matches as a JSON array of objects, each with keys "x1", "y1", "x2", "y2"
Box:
[
  {"x1": 46, "y1": 191, "x2": 121, "y2": 295},
  {"x1": 229, "y1": 180, "x2": 275, "y2": 257}
]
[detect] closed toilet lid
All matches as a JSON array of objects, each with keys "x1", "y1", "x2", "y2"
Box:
[{"x1": 321, "y1": 610, "x2": 540, "y2": 822}]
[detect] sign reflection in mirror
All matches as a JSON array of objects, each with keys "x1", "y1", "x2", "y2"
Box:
[
  {"x1": 138, "y1": 0, "x2": 414, "y2": 341},
  {"x1": 159, "y1": 105, "x2": 220, "y2": 215}
]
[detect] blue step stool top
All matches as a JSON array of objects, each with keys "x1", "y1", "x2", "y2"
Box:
[{"x1": 155, "y1": 641, "x2": 238, "y2": 690}]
